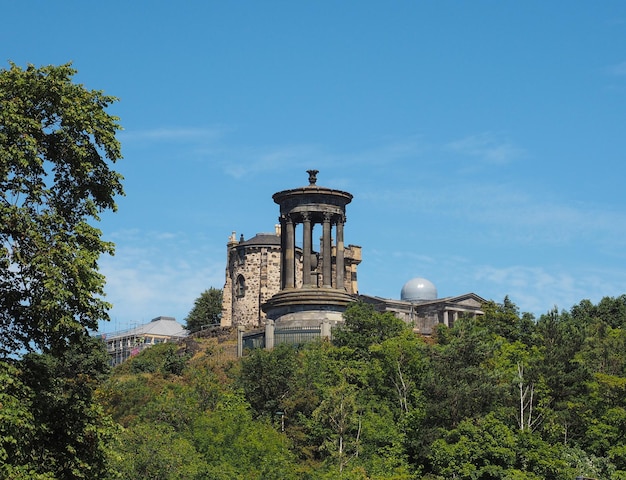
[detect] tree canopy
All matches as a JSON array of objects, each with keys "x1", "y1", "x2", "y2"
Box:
[
  {"x1": 0, "y1": 62, "x2": 123, "y2": 478},
  {"x1": 185, "y1": 287, "x2": 223, "y2": 332},
  {"x1": 0, "y1": 62, "x2": 123, "y2": 357},
  {"x1": 93, "y1": 294, "x2": 626, "y2": 479}
]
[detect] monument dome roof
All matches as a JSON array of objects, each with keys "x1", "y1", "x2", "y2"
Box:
[{"x1": 401, "y1": 277, "x2": 437, "y2": 302}]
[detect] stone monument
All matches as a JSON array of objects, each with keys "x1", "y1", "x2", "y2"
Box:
[{"x1": 261, "y1": 170, "x2": 358, "y2": 327}]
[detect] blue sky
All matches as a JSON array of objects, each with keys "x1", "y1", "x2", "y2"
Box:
[{"x1": 4, "y1": 1, "x2": 626, "y2": 331}]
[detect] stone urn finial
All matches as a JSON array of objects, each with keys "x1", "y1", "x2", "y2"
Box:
[{"x1": 307, "y1": 169, "x2": 319, "y2": 186}]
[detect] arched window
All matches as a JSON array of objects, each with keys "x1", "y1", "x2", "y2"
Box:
[
  {"x1": 236, "y1": 275, "x2": 245, "y2": 297},
  {"x1": 237, "y1": 246, "x2": 245, "y2": 265}
]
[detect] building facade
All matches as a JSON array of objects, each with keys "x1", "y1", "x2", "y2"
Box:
[{"x1": 100, "y1": 316, "x2": 188, "y2": 366}]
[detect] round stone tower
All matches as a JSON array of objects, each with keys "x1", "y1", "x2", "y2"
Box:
[{"x1": 261, "y1": 170, "x2": 357, "y2": 326}]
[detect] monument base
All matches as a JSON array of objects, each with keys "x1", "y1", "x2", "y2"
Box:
[{"x1": 262, "y1": 287, "x2": 356, "y2": 327}]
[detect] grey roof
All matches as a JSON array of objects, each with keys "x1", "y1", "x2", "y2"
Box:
[
  {"x1": 103, "y1": 316, "x2": 188, "y2": 340},
  {"x1": 240, "y1": 233, "x2": 281, "y2": 246}
]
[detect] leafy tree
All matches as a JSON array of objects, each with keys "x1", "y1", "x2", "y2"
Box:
[
  {"x1": 0, "y1": 361, "x2": 44, "y2": 480},
  {"x1": 0, "y1": 62, "x2": 123, "y2": 478},
  {"x1": 369, "y1": 329, "x2": 428, "y2": 417},
  {"x1": 333, "y1": 302, "x2": 407, "y2": 357},
  {"x1": 535, "y1": 307, "x2": 591, "y2": 444},
  {"x1": 98, "y1": 372, "x2": 160, "y2": 427},
  {"x1": 581, "y1": 373, "x2": 626, "y2": 473},
  {"x1": 427, "y1": 414, "x2": 524, "y2": 479},
  {"x1": 0, "y1": 62, "x2": 123, "y2": 357},
  {"x1": 479, "y1": 296, "x2": 537, "y2": 345},
  {"x1": 426, "y1": 413, "x2": 604, "y2": 480},
  {"x1": 191, "y1": 392, "x2": 300, "y2": 480},
  {"x1": 14, "y1": 335, "x2": 119, "y2": 479},
  {"x1": 577, "y1": 321, "x2": 626, "y2": 376},
  {"x1": 312, "y1": 378, "x2": 363, "y2": 475},
  {"x1": 112, "y1": 423, "x2": 208, "y2": 480},
  {"x1": 185, "y1": 287, "x2": 223, "y2": 332},
  {"x1": 239, "y1": 343, "x2": 298, "y2": 418},
  {"x1": 569, "y1": 296, "x2": 626, "y2": 340},
  {"x1": 122, "y1": 342, "x2": 190, "y2": 376},
  {"x1": 485, "y1": 337, "x2": 550, "y2": 436},
  {"x1": 423, "y1": 317, "x2": 506, "y2": 427}
]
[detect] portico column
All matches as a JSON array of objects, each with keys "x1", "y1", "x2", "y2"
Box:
[
  {"x1": 285, "y1": 215, "x2": 296, "y2": 289},
  {"x1": 279, "y1": 215, "x2": 286, "y2": 289},
  {"x1": 322, "y1": 212, "x2": 332, "y2": 287},
  {"x1": 302, "y1": 213, "x2": 312, "y2": 286},
  {"x1": 336, "y1": 216, "x2": 345, "y2": 290}
]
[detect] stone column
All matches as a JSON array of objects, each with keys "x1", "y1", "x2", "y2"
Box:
[
  {"x1": 322, "y1": 212, "x2": 332, "y2": 287},
  {"x1": 320, "y1": 319, "x2": 331, "y2": 339},
  {"x1": 336, "y1": 216, "x2": 345, "y2": 290},
  {"x1": 265, "y1": 320, "x2": 275, "y2": 350},
  {"x1": 279, "y1": 215, "x2": 286, "y2": 289},
  {"x1": 237, "y1": 325, "x2": 245, "y2": 357},
  {"x1": 285, "y1": 215, "x2": 296, "y2": 289},
  {"x1": 302, "y1": 213, "x2": 312, "y2": 287}
]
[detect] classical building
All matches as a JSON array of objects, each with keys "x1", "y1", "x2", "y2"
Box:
[
  {"x1": 221, "y1": 170, "x2": 484, "y2": 349},
  {"x1": 359, "y1": 277, "x2": 485, "y2": 335}
]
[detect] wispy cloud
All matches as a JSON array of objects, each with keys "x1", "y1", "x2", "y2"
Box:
[
  {"x1": 217, "y1": 144, "x2": 323, "y2": 178},
  {"x1": 360, "y1": 179, "x2": 626, "y2": 249},
  {"x1": 119, "y1": 126, "x2": 229, "y2": 143},
  {"x1": 202, "y1": 135, "x2": 428, "y2": 179},
  {"x1": 98, "y1": 230, "x2": 224, "y2": 331},
  {"x1": 446, "y1": 132, "x2": 524, "y2": 165},
  {"x1": 361, "y1": 245, "x2": 626, "y2": 317},
  {"x1": 473, "y1": 263, "x2": 626, "y2": 316},
  {"x1": 607, "y1": 61, "x2": 626, "y2": 77}
]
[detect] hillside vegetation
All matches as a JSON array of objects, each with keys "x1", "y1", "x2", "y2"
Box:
[{"x1": 96, "y1": 297, "x2": 626, "y2": 479}]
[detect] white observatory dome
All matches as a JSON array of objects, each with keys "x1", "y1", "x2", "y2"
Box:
[{"x1": 401, "y1": 277, "x2": 437, "y2": 302}]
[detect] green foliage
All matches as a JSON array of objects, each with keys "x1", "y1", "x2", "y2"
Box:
[
  {"x1": 0, "y1": 62, "x2": 123, "y2": 357},
  {"x1": 422, "y1": 317, "x2": 506, "y2": 426},
  {"x1": 428, "y1": 414, "x2": 521, "y2": 479},
  {"x1": 185, "y1": 287, "x2": 223, "y2": 333},
  {"x1": 369, "y1": 330, "x2": 428, "y2": 417},
  {"x1": 333, "y1": 302, "x2": 408, "y2": 357},
  {"x1": 0, "y1": 62, "x2": 123, "y2": 478},
  {"x1": 98, "y1": 294, "x2": 626, "y2": 479},
  {"x1": 0, "y1": 361, "x2": 36, "y2": 479},
  {"x1": 112, "y1": 423, "x2": 207, "y2": 480},
  {"x1": 479, "y1": 296, "x2": 537, "y2": 344},
  {"x1": 115, "y1": 342, "x2": 191, "y2": 376},
  {"x1": 582, "y1": 373, "x2": 626, "y2": 470},
  {"x1": 2, "y1": 335, "x2": 119, "y2": 479},
  {"x1": 98, "y1": 373, "x2": 161, "y2": 427},
  {"x1": 101, "y1": 337, "x2": 300, "y2": 478},
  {"x1": 239, "y1": 343, "x2": 298, "y2": 417},
  {"x1": 192, "y1": 393, "x2": 300, "y2": 479}
]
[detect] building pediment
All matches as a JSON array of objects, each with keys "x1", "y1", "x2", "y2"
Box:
[{"x1": 443, "y1": 293, "x2": 486, "y2": 309}]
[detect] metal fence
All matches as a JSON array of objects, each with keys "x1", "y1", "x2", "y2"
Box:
[
  {"x1": 240, "y1": 325, "x2": 326, "y2": 355},
  {"x1": 275, "y1": 326, "x2": 322, "y2": 346},
  {"x1": 242, "y1": 330, "x2": 265, "y2": 351}
]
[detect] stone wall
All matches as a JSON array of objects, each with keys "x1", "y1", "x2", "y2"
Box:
[{"x1": 222, "y1": 233, "x2": 302, "y2": 328}]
